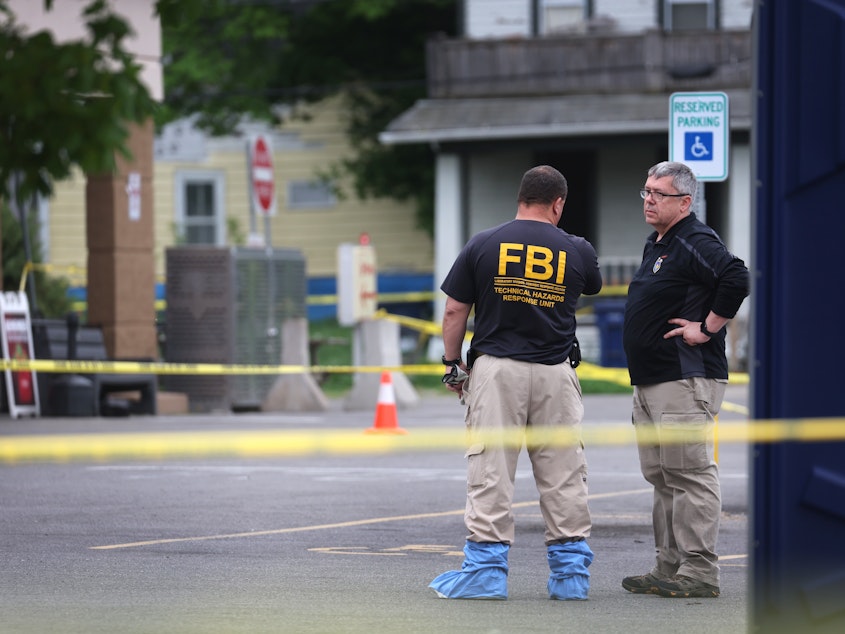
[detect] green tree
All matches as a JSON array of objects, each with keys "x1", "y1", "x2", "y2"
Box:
[
  {"x1": 154, "y1": 0, "x2": 288, "y2": 135},
  {"x1": 158, "y1": 0, "x2": 457, "y2": 235},
  {"x1": 277, "y1": 1, "x2": 454, "y2": 236},
  {"x1": 0, "y1": 0, "x2": 161, "y2": 205},
  {"x1": 0, "y1": 0, "x2": 168, "y2": 308},
  {"x1": 1, "y1": 203, "x2": 70, "y2": 317},
  {"x1": 0, "y1": 0, "x2": 453, "y2": 305}
]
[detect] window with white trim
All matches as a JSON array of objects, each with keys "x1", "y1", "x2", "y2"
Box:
[
  {"x1": 174, "y1": 171, "x2": 226, "y2": 245},
  {"x1": 540, "y1": 0, "x2": 587, "y2": 34},
  {"x1": 664, "y1": 0, "x2": 717, "y2": 31}
]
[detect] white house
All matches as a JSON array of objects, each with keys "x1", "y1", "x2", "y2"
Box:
[{"x1": 381, "y1": 0, "x2": 754, "y2": 367}]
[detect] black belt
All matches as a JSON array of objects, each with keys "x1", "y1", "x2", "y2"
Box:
[{"x1": 469, "y1": 349, "x2": 578, "y2": 369}]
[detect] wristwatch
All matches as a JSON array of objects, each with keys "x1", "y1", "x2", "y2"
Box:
[
  {"x1": 700, "y1": 321, "x2": 719, "y2": 338},
  {"x1": 441, "y1": 355, "x2": 462, "y2": 366}
]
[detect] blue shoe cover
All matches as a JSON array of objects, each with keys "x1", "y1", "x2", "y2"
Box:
[
  {"x1": 429, "y1": 541, "x2": 508, "y2": 600},
  {"x1": 547, "y1": 541, "x2": 594, "y2": 600}
]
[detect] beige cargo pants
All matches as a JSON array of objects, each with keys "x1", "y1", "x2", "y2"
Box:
[{"x1": 461, "y1": 355, "x2": 591, "y2": 545}]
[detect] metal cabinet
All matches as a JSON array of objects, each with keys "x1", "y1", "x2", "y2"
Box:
[{"x1": 164, "y1": 246, "x2": 306, "y2": 412}]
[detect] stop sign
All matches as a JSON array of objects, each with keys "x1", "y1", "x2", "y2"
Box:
[{"x1": 250, "y1": 135, "x2": 276, "y2": 215}]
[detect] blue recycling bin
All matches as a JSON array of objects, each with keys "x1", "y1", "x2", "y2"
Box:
[{"x1": 593, "y1": 300, "x2": 627, "y2": 368}]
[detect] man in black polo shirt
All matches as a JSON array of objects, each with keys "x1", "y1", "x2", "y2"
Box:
[
  {"x1": 430, "y1": 165, "x2": 602, "y2": 600},
  {"x1": 622, "y1": 161, "x2": 750, "y2": 599}
]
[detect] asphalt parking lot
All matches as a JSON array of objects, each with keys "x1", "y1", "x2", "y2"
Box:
[{"x1": 0, "y1": 386, "x2": 749, "y2": 634}]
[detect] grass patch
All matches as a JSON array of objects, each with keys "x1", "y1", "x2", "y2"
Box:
[
  {"x1": 308, "y1": 319, "x2": 354, "y2": 397},
  {"x1": 579, "y1": 379, "x2": 632, "y2": 394},
  {"x1": 308, "y1": 318, "x2": 631, "y2": 397}
]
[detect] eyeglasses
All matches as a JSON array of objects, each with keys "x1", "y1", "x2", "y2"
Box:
[{"x1": 639, "y1": 189, "x2": 689, "y2": 202}]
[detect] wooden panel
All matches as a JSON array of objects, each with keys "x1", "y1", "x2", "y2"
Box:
[{"x1": 427, "y1": 30, "x2": 752, "y2": 98}]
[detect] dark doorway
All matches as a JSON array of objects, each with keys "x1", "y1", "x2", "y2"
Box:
[
  {"x1": 698, "y1": 181, "x2": 725, "y2": 234},
  {"x1": 534, "y1": 150, "x2": 597, "y2": 247}
]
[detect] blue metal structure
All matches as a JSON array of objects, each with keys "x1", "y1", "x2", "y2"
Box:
[{"x1": 753, "y1": 0, "x2": 845, "y2": 630}]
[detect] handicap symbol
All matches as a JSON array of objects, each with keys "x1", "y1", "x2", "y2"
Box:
[
  {"x1": 690, "y1": 136, "x2": 709, "y2": 158},
  {"x1": 685, "y1": 131, "x2": 713, "y2": 161}
]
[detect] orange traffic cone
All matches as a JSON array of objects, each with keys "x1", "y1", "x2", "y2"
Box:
[{"x1": 365, "y1": 371, "x2": 408, "y2": 434}]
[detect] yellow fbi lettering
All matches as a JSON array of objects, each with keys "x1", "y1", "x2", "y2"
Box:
[{"x1": 499, "y1": 243, "x2": 567, "y2": 284}]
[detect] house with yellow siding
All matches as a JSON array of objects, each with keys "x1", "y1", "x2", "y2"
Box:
[{"x1": 45, "y1": 95, "x2": 434, "y2": 314}]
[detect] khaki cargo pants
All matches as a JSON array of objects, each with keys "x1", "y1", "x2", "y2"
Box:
[
  {"x1": 461, "y1": 355, "x2": 591, "y2": 545},
  {"x1": 632, "y1": 377, "x2": 727, "y2": 587}
]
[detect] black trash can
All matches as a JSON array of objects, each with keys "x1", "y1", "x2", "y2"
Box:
[
  {"x1": 48, "y1": 374, "x2": 95, "y2": 417},
  {"x1": 594, "y1": 300, "x2": 627, "y2": 368},
  {"x1": 41, "y1": 313, "x2": 97, "y2": 417}
]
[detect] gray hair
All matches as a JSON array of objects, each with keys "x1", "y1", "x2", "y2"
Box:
[{"x1": 647, "y1": 161, "x2": 698, "y2": 201}]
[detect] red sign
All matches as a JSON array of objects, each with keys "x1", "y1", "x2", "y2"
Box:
[
  {"x1": 0, "y1": 292, "x2": 40, "y2": 417},
  {"x1": 250, "y1": 135, "x2": 276, "y2": 215},
  {"x1": 4, "y1": 314, "x2": 34, "y2": 406}
]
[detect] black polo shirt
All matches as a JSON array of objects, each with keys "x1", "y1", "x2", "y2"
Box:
[
  {"x1": 442, "y1": 219, "x2": 602, "y2": 365},
  {"x1": 623, "y1": 213, "x2": 750, "y2": 385}
]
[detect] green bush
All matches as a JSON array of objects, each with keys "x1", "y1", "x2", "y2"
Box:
[{"x1": 1, "y1": 204, "x2": 72, "y2": 317}]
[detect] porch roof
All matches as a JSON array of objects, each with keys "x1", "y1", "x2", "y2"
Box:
[{"x1": 379, "y1": 89, "x2": 751, "y2": 145}]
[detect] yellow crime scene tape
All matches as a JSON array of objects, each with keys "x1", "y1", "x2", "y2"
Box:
[
  {"x1": 0, "y1": 357, "x2": 439, "y2": 377},
  {"x1": 0, "y1": 349, "x2": 828, "y2": 465},
  {"x1": 0, "y1": 303, "x2": 767, "y2": 463},
  {"x1": 2, "y1": 273, "x2": 776, "y2": 463},
  {"x1": 1, "y1": 418, "x2": 845, "y2": 465},
  {"x1": 0, "y1": 357, "x2": 716, "y2": 391}
]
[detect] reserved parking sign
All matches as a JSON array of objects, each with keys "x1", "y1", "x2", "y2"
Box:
[{"x1": 669, "y1": 92, "x2": 730, "y2": 181}]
